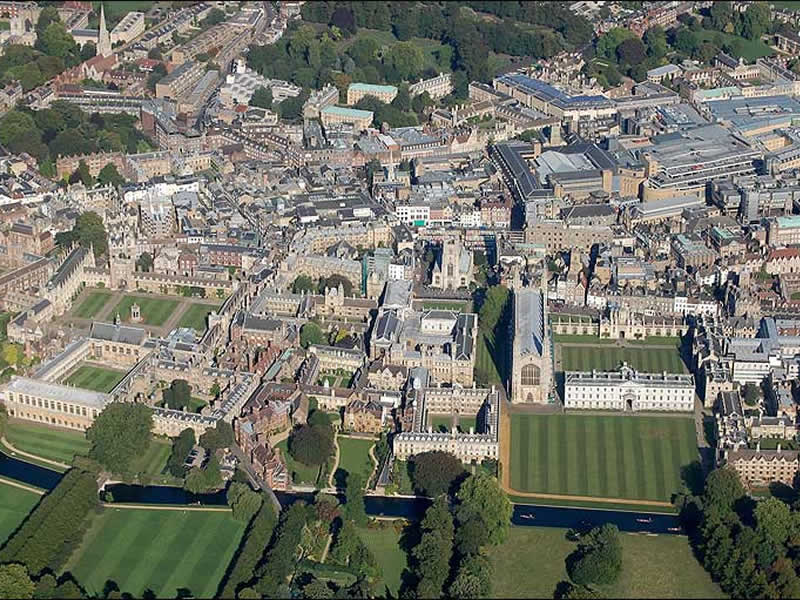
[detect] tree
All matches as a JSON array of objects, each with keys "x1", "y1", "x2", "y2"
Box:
[
  {"x1": 318, "y1": 274, "x2": 353, "y2": 297},
  {"x1": 703, "y1": 467, "x2": 745, "y2": 514},
  {"x1": 343, "y1": 472, "x2": 368, "y2": 526},
  {"x1": 330, "y1": 6, "x2": 356, "y2": 35},
  {"x1": 166, "y1": 428, "x2": 195, "y2": 478},
  {"x1": 616, "y1": 37, "x2": 646, "y2": 66},
  {"x1": 36, "y1": 21, "x2": 80, "y2": 66},
  {"x1": 147, "y1": 62, "x2": 167, "y2": 92},
  {"x1": 185, "y1": 455, "x2": 222, "y2": 494},
  {"x1": 454, "y1": 513, "x2": 489, "y2": 556},
  {"x1": 199, "y1": 420, "x2": 234, "y2": 452},
  {"x1": 567, "y1": 524, "x2": 623, "y2": 586},
  {"x1": 0, "y1": 111, "x2": 37, "y2": 147},
  {"x1": 411, "y1": 450, "x2": 465, "y2": 497},
  {"x1": 300, "y1": 322, "x2": 326, "y2": 348},
  {"x1": 0, "y1": 563, "x2": 34, "y2": 599},
  {"x1": 63, "y1": 211, "x2": 107, "y2": 258},
  {"x1": 449, "y1": 554, "x2": 492, "y2": 599},
  {"x1": 97, "y1": 163, "x2": 124, "y2": 187},
  {"x1": 36, "y1": 6, "x2": 60, "y2": 36},
  {"x1": 755, "y1": 497, "x2": 792, "y2": 545},
  {"x1": 136, "y1": 252, "x2": 153, "y2": 273},
  {"x1": 292, "y1": 275, "x2": 315, "y2": 294},
  {"x1": 456, "y1": 471, "x2": 512, "y2": 545},
  {"x1": 740, "y1": 2, "x2": 770, "y2": 40},
  {"x1": 558, "y1": 583, "x2": 603, "y2": 599},
  {"x1": 673, "y1": 28, "x2": 698, "y2": 55},
  {"x1": 384, "y1": 42, "x2": 424, "y2": 81},
  {"x1": 87, "y1": 403, "x2": 152, "y2": 473},
  {"x1": 596, "y1": 28, "x2": 635, "y2": 61},
  {"x1": 743, "y1": 383, "x2": 759, "y2": 406},
  {"x1": 147, "y1": 47, "x2": 163, "y2": 60},
  {"x1": 643, "y1": 26, "x2": 667, "y2": 60},
  {"x1": 71, "y1": 160, "x2": 94, "y2": 187},
  {"x1": 413, "y1": 495, "x2": 454, "y2": 598},
  {"x1": 228, "y1": 481, "x2": 263, "y2": 523},
  {"x1": 250, "y1": 86, "x2": 273, "y2": 110},
  {"x1": 289, "y1": 423, "x2": 334, "y2": 467},
  {"x1": 80, "y1": 41, "x2": 96, "y2": 62},
  {"x1": 392, "y1": 83, "x2": 411, "y2": 112},
  {"x1": 162, "y1": 379, "x2": 192, "y2": 410},
  {"x1": 710, "y1": 2, "x2": 733, "y2": 32}
]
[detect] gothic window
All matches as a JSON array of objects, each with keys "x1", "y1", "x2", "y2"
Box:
[{"x1": 521, "y1": 364, "x2": 540, "y2": 386}]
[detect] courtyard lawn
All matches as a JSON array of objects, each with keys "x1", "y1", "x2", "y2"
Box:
[
  {"x1": 63, "y1": 365, "x2": 126, "y2": 393},
  {"x1": 276, "y1": 439, "x2": 320, "y2": 486},
  {"x1": 0, "y1": 483, "x2": 41, "y2": 545},
  {"x1": 489, "y1": 526, "x2": 723, "y2": 599},
  {"x1": 419, "y1": 301, "x2": 471, "y2": 312},
  {"x1": 74, "y1": 291, "x2": 113, "y2": 319},
  {"x1": 4, "y1": 421, "x2": 90, "y2": 464},
  {"x1": 559, "y1": 344, "x2": 686, "y2": 374},
  {"x1": 357, "y1": 526, "x2": 407, "y2": 597},
  {"x1": 177, "y1": 303, "x2": 219, "y2": 332},
  {"x1": 429, "y1": 414, "x2": 479, "y2": 433},
  {"x1": 510, "y1": 414, "x2": 698, "y2": 502},
  {"x1": 67, "y1": 507, "x2": 244, "y2": 599},
  {"x1": 112, "y1": 295, "x2": 179, "y2": 327},
  {"x1": 335, "y1": 437, "x2": 375, "y2": 486}
]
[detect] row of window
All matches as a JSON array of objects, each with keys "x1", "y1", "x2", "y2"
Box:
[
  {"x1": 10, "y1": 410, "x2": 88, "y2": 430},
  {"x1": 566, "y1": 400, "x2": 693, "y2": 410},
  {"x1": 11, "y1": 393, "x2": 98, "y2": 418}
]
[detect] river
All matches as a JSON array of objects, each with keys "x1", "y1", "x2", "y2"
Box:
[{"x1": 0, "y1": 451, "x2": 681, "y2": 535}]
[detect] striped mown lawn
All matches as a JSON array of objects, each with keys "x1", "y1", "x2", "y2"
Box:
[
  {"x1": 127, "y1": 438, "x2": 171, "y2": 478},
  {"x1": 510, "y1": 414, "x2": 698, "y2": 502},
  {"x1": 5, "y1": 421, "x2": 90, "y2": 464},
  {"x1": 112, "y1": 295, "x2": 179, "y2": 327},
  {"x1": 74, "y1": 291, "x2": 113, "y2": 319},
  {"x1": 335, "y1": 437, "x2": 375, "y2": 485},
  {"x1": 0, "y1": 483, "x2": 40, "y2": 545},
  {"x1": 63, "y1": 365, "x2": 126, "y2": 393},
  {"x1": 560, "y1": 345, "x2": 687, "y2": 374},
  {"x1": 177, "y1": 303, "x2": 220, "y2": 332},
  {"x1": 68, "y1": 508, "x2": 245, "y2": 599}
]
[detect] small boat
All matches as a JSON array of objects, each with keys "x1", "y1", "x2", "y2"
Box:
[
  {"x1": 520, "y1": 514, "x2": 535, "y2": 520},
  {"x1": 636, "y1": 517, "x2": 653, "y2": 523},
  {"x1": 667, "y1": 527, "x2": 681, "y2": 532}
]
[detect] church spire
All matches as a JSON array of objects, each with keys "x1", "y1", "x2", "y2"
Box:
[{"x1": 97, "y1": 3, "x2": 111, "y2": 57}]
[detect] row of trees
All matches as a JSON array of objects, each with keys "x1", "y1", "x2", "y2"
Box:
[
  {"x1": 405, "y1": 471, "x2": 511, "y2": 598},
  {"x1": 678, "y1": 467, "x2": 800, "y2": 598},
  {"x1": 0, "y1": 564, "x2": 86, "y2": 599},
  {"x1": 0, "y1": 468, "x2": 99, "y2": 575},
  {"x1": 166, "y1": 428, "x2": 195, "y2": 478},
  {"x1": 0, "y1": 102, "x2": 150, "y2": 178},
  {"x1": 54, "y1": 211, "x2": 108, "y2": 258}
]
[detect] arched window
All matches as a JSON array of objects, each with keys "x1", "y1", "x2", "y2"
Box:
[{"x1": 521, "y1": 364, "x2": 540, "y2": 386}]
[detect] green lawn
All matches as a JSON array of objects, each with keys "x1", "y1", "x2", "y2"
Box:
[
  {"x1": 177, "y1": 303, "x2": 219, "y2": 332},
  {"x1": 112, "y1": 295, "x2": 180, "y2": 327},
  {"x1": 74, "y1": 291, "x2": 113, "y2": 319},
  {"x1": 63, "y1": 364, "x2": 126, "y2": 393},
  {"x1": 476, "y1": 329, "x2": 507, "y2": 387},
  {"x1": 276, "y1": 439, "x2": 320, "y2": 486},
  {"x1": 510, "y1": 414, "x2": 698, "y2": 502},
  {"x1": 695, "y1": 28, "x2": 773, "y2": 61},
  {"x1": 0, "y1": 483, "x2": 41, "y2": 545},
  {"x1": 420, "y1": 301, "x2": 471, "y2": 311},
  {"x1": 4, "y1": 421, "x2": 90, "y2": 464},
  {"x1": 335, "y1": 437, "x2": 375, "y2": 486},
  {"x1": 559, "y1": 345, "x2": 686, "y2": 373},
  {"x1": 67, "y1": 507, "x2": 245, "y2": 599},
  {"x1": 489, "y1": 527, "x2": 723, "y2": 599},
  {"x1": 127, "y1": 438, "x2": 171, "y2": 479},
  {"x1": 358, "y1": 526, "x2": 407, "y2": 597},
  {"x1": 429, "y1": 414, "x2": 479, "y2": 433},
  {"x1": 773, "y1": 1, "x2": 800, "y2": 10}
]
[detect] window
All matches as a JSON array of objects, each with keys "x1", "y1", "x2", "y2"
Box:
[{"x1": 521, "y1": 364, "x2": 541, "y2": 386}]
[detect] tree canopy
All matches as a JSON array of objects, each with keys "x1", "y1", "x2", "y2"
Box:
[
  {"x1": 162, "y1": 379, "x2": 192, "y2": 411},
  {"x1": 289, "y1": 422, "x2": 335, "y2": 467},
  {"x1": 300, "y1": 322, "x2": 326, "y2": 348},
  {"x1": 455, "y1": 471, "x2": 512, "y2": 545},
  {"x1": 567, "y1": 524, "x2": 623, "y2": 586},
  {"x1": 87, "y1": 402, "x2": 153, "y2": 473},
  {"x1": 411, "y1": 450, "x2": 465, "y2": 497}
]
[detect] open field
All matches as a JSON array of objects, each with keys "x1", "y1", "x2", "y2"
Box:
[
  {"x1": 67, "y1": 507, "x2": 244, "y2": 599},
  {"x1": 358, "y1": 526, "x2": 406, "y2": 597},
  {"x1": 510, "y1": 414, "x2": 697, "y2": 502},
  {"x1": 559, "y1": 345, "x2": 687, "y2": 374},
  {"x1": 64, "y1": 364, "x2": 126, "y2": 393},
  {"x1": 489, "y1": 526, "x2": 723, "y2": 599},
  {"x1": 74, "y1": 291, "x2": 113, "y2": 319},
  {"x1": 177, "y1": 303, "x2": 219, "y2": 332},
  {"x1": 335, "y1": 437, "x2": 375, "y2": 486},
  {"x1": 4, "y1": 421, "x2": 90, "y2": 464},
  {"x1": 0, "y1": 482, "x2": 40, "y2": 545},
  {"x1": 112, "y1": 295, "x2": 179, "y2": 326}
]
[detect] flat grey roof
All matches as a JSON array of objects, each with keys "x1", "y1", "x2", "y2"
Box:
[{"x1": 6, "y1": 376, "x2": 109, "y2": 408}]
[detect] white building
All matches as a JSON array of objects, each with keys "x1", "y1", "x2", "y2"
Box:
[
  {"x1": 564, "y1": 364, "x2": 695, "y2": 412},
  {"x1": 219, "y1": 60, "x2": 301, "y2": 107},
  {"x1": 111, "y1": 11, "x2": 145, "y2": 45}
]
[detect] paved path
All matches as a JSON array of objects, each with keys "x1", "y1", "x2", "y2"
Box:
[
  {"x1": 328, "y1": 433, "x2": 341, "y2": 489},
  {"x1": 0, "y1": 476, "x2": 44, "y2": 495},
  {"x1": 1, "y1": 436, "x2": 70, "y2": 470}
]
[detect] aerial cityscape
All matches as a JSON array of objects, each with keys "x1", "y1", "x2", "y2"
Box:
[{"x1": 0, "y1": 0, "x2": 800, "y2": 598}]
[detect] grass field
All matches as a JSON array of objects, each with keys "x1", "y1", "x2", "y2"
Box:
[
  {"x1": 63, "y1": 364, "x2": 126, "y2": 393},
  {"x1": 0, "y1": 483, "x2": 40, "y2": 545},
  {"x1": 559, "y1": 345, "x2": 686, "y2": 373},
  {"x1": 335, "y1": 437, "x2": 375, "y2": 486},
  {"x1": 127, "y1": 438, "x2": 171, "y2": 478},
  {"x1": 489, "y1": 527, "x2": 723, "y2": 599},
  {"x1": 358, "y1": 526, "x2": 406, "y2": 597},
  {"x1": 112, "y1": 295, "x2": 179, "y2": 327},
  {"x1": 4, "y1": 421, "x2": 90, "y2": 464},
  {"x1": 695, "y1": 28, "x2": 773, "y2": 60},
  {"x1": 74, "y1": 291, "x2": 113, "y2": 319},
  {"x1": 430, "y1": 414, "x2": 479, "y2": 433},
  {"x1": 276, "y1": 439, "x2": 320, "y2": 486},
  {"x1": 510, "y1": 414, "x2": 697, "y2": 502},
  {"x1": 476, "y1": 330, "x2": 506, "y2": 387},
  {"x1": 177, "y1": 304, "x2": 219, "y2": 332},
  {"x1": 68, "y1": 507, "x2": 244, "y2": 599}
]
